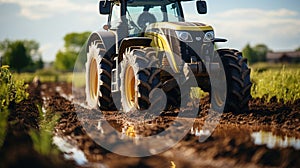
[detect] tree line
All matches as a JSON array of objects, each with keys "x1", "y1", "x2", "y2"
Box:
[
  {"x1": 0, "y1": 32, "x2": 90, "y2": 73},
  {"x1": 54, "y1": 31, "x2": 90, "y2": 71},
  {"x1": 242, "y1": 44, "x2": 300, "y2": 64},
  {"x1": 1, "y1": 32, "x2": 299, "y2": 73},
  {"x1": 0, "y1": 40, "x2": 43, "y2": 73},
  {"x1": 242, "y1": 44, "x2": 270, "y2": 64}
]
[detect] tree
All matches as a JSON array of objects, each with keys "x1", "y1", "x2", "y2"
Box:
[
  {"x1": 6, "y1": 41, "x2": 30, "y2": 73},
  {"x1": 253, "y1": 44, "x2": 269, "y2": 62},
  {"x1": 64, "y1": 32, "x2": 91, "y2": 51},
  {"x1": 0, "y1": 39, "x2": 43, "y2": 73},
  {"x1": 54, "y1": 31, "x2": 91, "y2": 71},
  {"x1": 242, "y1": 43, "x2": 270, "y2": 64},
  {"x1": 296, "y1": 47, "x2": 300, "y2": 52},
  {"x1": 35, "y1": 56, "x2": 44, "y2": 70},
  {"x1": 242, "y1": 44, "x2": 257, "y2": 64},
  {"x1": 54, "y1": 50, "x2": 77, "y2": 71}
]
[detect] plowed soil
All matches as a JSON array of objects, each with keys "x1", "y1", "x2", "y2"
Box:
[{"x1": 1, "y1": 81, "x2": 299, "y2": 168}]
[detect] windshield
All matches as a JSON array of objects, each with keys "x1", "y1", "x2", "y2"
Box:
[{"x1": 126, "y1": 2, "x2": 182, "y2": 35}]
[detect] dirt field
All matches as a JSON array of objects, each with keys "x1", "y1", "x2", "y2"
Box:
[{"x1": 1, "y1": 81, "x2": 299, "y2": 168}]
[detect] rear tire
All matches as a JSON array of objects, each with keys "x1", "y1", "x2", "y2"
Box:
[
  {"x1": 120, "y1": 47, "x2": 163, "y2": 113},
  {"x1": 85, "y1": 41, "x2": 116, "y2": 110},
  {"x1": 216, "y1": 49, "x2": 252, "y2": 113}
]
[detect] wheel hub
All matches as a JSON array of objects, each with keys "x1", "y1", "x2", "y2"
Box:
[
  {"x1": 125, "y1": 66, "x2": 136, "y2": 108},
  {"x1": 89, "y1": 57, "x2": 99, "y2": 101}
]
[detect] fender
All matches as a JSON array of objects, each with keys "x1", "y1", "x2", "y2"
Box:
[
  {"x1": 118, "y1": 37, "x2": 152, "y2": 62},
  {"x1": 145, "y1": 29, "x2": 182, "y2": 73},
  {"x1": 87, "y1": 32, "x2": 152, "y2": 62},
  {"x1": 86, "y1": 30, "x2": 116, "y2": 59}
]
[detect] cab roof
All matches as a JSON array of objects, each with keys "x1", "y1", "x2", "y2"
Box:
[{"x1": 116, "y1": 0, "x2": 194, "y2": 6}]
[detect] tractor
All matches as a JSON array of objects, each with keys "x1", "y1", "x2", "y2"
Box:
[{"x1": 85, "y1": 0, "x2": 252, "y2": 113}]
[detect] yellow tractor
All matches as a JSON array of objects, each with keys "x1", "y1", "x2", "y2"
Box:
[{"x1": 85, "y1": 0, "x2": 252, "y2": 113}]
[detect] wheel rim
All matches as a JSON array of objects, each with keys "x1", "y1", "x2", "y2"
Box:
[
  {"x1": 125, "y1": 66, "x2": 136, "y2": 108},
  {"x1": 89, "y1": 57, "x2": 99, "y2": 101}
]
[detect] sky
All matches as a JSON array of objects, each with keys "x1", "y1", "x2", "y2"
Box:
[{"x1": 0, "y1": 0, "x2": 299, "y2": 62}]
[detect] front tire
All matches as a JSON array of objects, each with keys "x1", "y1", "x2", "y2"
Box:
[{"x1": 120, "y1": 47, "x2": 163, "y2": 112}]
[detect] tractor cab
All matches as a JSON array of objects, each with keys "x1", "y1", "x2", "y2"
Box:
[{"x1": 100, "y1": 0, "x2": 207, "y2": 37}]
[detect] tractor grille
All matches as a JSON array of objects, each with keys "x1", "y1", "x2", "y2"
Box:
[
  {"x1": 180, "y1": 41, "x2": 198, "y2": 63},
  {"x1": 179, "y1": 31, "x2": 206, "y2": 63},
  {"x1": 161, "y1": 29, "x2": 213, "y2": 63}
]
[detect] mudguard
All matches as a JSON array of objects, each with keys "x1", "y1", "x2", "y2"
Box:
[
  {"x1": 86, "y1": 30, "x2": 116, "y2": 59},
  {"x1": 118, "y1": 37, "x2": 152, "y2": 61}
]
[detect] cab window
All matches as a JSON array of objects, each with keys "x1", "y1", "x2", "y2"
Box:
[{"x1": 110, "y1": 4, "x2": 121, "y2": 30}]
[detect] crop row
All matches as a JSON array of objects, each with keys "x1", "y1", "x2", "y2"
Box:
[{"x1": 251, "y1": 66, "x2": 300, "y2": 103}]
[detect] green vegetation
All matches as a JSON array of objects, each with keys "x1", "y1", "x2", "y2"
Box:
[
  {"x1": 190, "y1": 63, "x2": 300, "y2": 104},
  {"x1": 72, "y1": 72, "x2": 86, "y2": 87},
  {"x1": 0, "y1": 66, "x2": 29, "y2": 108},
  {"x1": 191, "y1": 87, "x2": 209, "y2": 99},
  {"x1": 13, "y1": 69, "x2": 74, "y2": 83},
  {"x1": 29, "y1": 105, "x2": 60, "y2": 156},
  {"x1": 0, "y1": 39, "x2": 44, "y2": 73},
  {"x1": 251, "y1": 63, "x2": 300, "y2": 103},
  {"x1": 0, "y1": 66, "x2": 60, "y2": 157},
  {"x1": 54, "y1": 31, "x2": 90, "y2": 71},
  {"x1": 0, "y1": 66, "x2": 28, "y2": 147},
  {"x1": 0, "y1": 109, "x2": 9, "y2": 149},
  {"x1": 250, "y1": 62, "x2": 300, "y2": 72},
  {"x1": 242, "y1": 43, "x2": 270, "y2": 64}
]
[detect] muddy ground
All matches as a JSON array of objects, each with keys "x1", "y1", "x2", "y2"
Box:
[{"x1": 1, "y1": 82, "x2": 299, "y2": 168}]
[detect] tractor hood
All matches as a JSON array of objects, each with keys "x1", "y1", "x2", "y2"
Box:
[
  {"x1": 145, "y1": 22, "x2": 214, "y2": 73},
  {"x1": 146, "y1": 22, "x2": 213, "y2": 32}
]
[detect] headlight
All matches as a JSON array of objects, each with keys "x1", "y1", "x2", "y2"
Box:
[
  {"x1": 175, "y1": 31, "x2": 193, "y2": 42},
  {"x1": 203, "y1": 31, "x2": 214, "y2": 42}
]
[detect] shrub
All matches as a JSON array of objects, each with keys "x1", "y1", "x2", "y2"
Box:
[
  {"x1": 0, "y1": 65, "x2": 29, "y2": 147},
  {"x1": 0, "y1": 65, "x2": 29, "y2": 108}
]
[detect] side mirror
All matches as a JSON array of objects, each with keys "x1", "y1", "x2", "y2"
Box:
[
  {"x1": 99, "y1": 1, "x2": 112, "y2": 15},
  {"x1": 196, "y1": 1, "x2": 207, "y2": 14}
]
